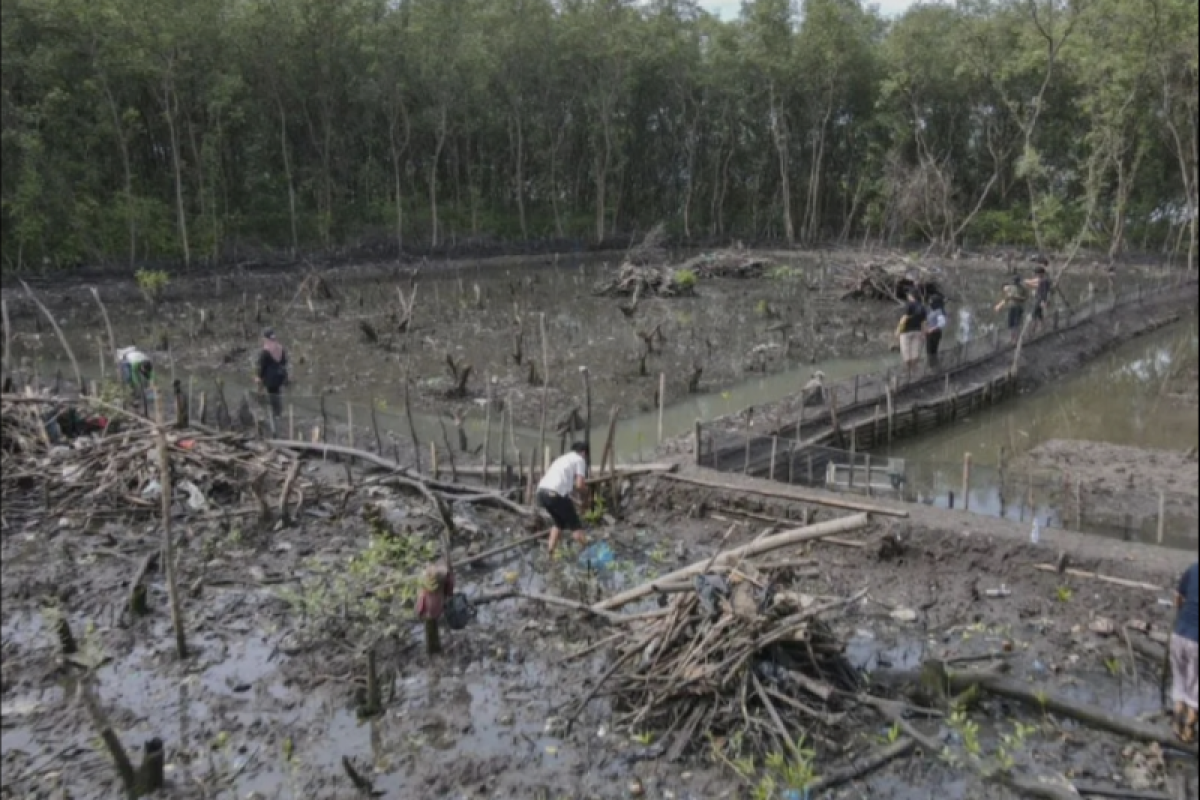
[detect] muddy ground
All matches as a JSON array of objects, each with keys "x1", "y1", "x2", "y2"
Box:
[
  {"x1": 1015, "y1": 439, "x2": 1200, "y2": 527},
  {"x1": 2, "y1": 432, "x2": 1198, "y2": 799},
  {"x1": 2, "y1": 248, "x2": 1172, "y2": 439}
]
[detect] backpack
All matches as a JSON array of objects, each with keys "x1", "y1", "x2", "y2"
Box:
[{"x1": 444, "y1": 593, "x2": 475, "y2": 630}]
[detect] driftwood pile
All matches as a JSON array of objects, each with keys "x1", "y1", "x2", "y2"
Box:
[
  {"x1": 588, "y1": 562, "x2": 862, "y2": 758},
  {"x1": 595, "y1": 250, "x2": 772, "y2": 298},
  {"x1": 677, "y1": 250, "x2": 770, "y2": 280},
  {"x1": 840, "y1": 263, "x2": 942, "y2": 302},
  {"x1": 1, "y1": 395, "x2": 311, "y2": 528},
  {"x1": 594, "y1": 263, "x2": 696, "y2": 298}
]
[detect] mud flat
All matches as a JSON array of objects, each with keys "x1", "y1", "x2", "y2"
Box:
[
  {"x1": 2, "y1": 396, "x2": 1197, "y2": 800},
  {"x1": 1015, "y1": 440, "x2": 1199, "y2": 525},
  {"x1": 4, "y1": 248, "x2": 1113, "y2": 436}
]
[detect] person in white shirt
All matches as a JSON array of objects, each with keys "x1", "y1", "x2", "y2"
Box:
[
  {"x1": 536, "y1": 442, "x2": 589, "y2": 554},
  {"x1": 923, "y1": 295, "x2": 948, "y2": 370}
]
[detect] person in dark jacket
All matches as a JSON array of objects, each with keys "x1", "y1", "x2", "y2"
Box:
[
  {"x1": 256, "y1": 328, "x2": 288, "y2": 419},
  {"x1": 1172, "y1": 560, "x2": 1199, "y2": 743}
]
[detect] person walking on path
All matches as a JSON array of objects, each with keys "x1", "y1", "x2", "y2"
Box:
[
  {"x1": 1171, "y1": 560, "x2": 1199, "y2": 743},
  {"x1": 894, "y1": 290, "x2": 926, "y2": 383},
  {"x1": 924, "y1": 295, "x2": 948, "y2": 371},
  {"x1": 536, "y1": 442, "x2": 589, "y2": 554},
  {"x1": 256, "y1": 328, "x2": 289, "y2": 421},
  {"x1": 994, "y1": 275, "x2": 1028, "y2": 345},
  {"x1": 1024, "y1": 266, "x2": 1053, "y2": 336}
]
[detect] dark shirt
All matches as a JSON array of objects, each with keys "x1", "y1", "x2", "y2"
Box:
[
  {"x1": 258, "y1": 347, "x2": 288, "y2": 390},
  {"x1": 1035, "y1": 278, "x2": 1051, "y2": 303},
  {"x1": 1177, "y1": 562, "x2": 1199, "y2": 642},
  {"x1": 900, "y1": 302, "x2": 926, "y2": 334}
]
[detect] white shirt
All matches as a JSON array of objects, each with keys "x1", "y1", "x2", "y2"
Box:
[
  {"x1": 118, "y1": 347, "x2": 149, "y2": 365},
  {"x1": 927, "y1": 309, "x2": 947, "y2": 332},
  {"x1": 538, "y1": 452, "x2": 587, "y2": 495}
]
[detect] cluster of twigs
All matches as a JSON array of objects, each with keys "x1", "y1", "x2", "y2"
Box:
[
  {"x1": 839, "y1": 263, "x2": 942, "y2": 302},
  {"x1": 0, "y1": 394, "x2": 309, "y2": 530},
  {"x1": 594, "y1": 263, "x2": 694, "y2": 298},
  {"x1": 677, "y1": 251, "x2": 771, "y2": 280},
  {"x1": 573, "y1": 562, "x2": 864, "y2": 759}
]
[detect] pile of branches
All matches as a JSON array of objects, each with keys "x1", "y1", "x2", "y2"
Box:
[
  {"x1": 593, "y1": 263, "x2": 696, "y2": 298},
  {"x1": 1, "y1": 395, "x2": 310, "y2": 528},
  {"x1": 678, "y1": 250, "x2": 770, "y2": 280},
  {"x1": 579, "y1": 563, "x2": 863, "y2": 759},
  {"x1": 839, "y1": 263, "x2": 942, "y2": 302}
]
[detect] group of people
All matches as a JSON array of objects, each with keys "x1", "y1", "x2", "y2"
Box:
[
  {"x1": 994, "y1": 265, "x2": 1054, "y2": 344},
  {"x1": 115, "y1": 329, "x2": 289, "y2": 416},
  {"x1": 893, "y1": 265, "x2": 1055, "y2": 379},
  {"x1": 894, "y1": 290, "x2": 949, "y2": 380}
]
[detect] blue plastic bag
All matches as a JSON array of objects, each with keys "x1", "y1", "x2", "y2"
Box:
[{"x1": 578, "y1": 541, "x2": 614, "y2": 569}]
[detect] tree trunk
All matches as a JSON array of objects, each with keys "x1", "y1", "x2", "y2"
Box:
[
  {"x1": 277, "y1": 101, "x2": 299, "y2": 257},
  {"x1": 98, "y1": 74, "x2": 136, "y2": 267},
  {"x1": 429, "y1": 105, "x2": 448, "y2": 248},
  {"x1": 769, "y1": 85, "x2": 795, "y2": 246},
  {"x1": 388, "y1": 99, "x2": 410, "y2": 260},
  {"x1": 162, "y1": 77, "x2": 190, "y2": 268},
  {"x1": 511, "y1": 112, "x2": 528, "y2": 241}
]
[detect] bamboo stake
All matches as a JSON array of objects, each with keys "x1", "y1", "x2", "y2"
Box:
[
  {"x1": 20, "y1": 280, "x2": 84, "y2": 394},
  {"x1": 483, "y1": 376, "x2": 495, "y2": 486},
  {"x1": 657, "y1": 372, "x2": 666, "y2": 443},
  {"x1": 89, "y1": 286, "x2": 118, "y2": 359},
  {"x1": 962, "y1": 452, "x2": 972, "y2": 512},
  {"x1": 768, "y1": 436, "x2": 778, "y2": 482},
  {"x1": 1156, "y1": 491, "x2": 1166, "y2": 544},
  {"x1": 346, "y1": 401, "x2": 354, "y2": 449},
  {"x1": 537, "y1": 313, "x2": 549, "y2": 473},
  {"x1": 153, "y1": 390, "x2": 188, "y2": 659}
]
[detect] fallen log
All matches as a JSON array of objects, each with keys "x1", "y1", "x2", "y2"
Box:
[
  {"x1": 807, "y1": 738, "x2": 916, "y2": 793},
  {"x1": 938, "y1": 665, "x2": 1198, "y2": 757},
  {"x1": 1071, "y1": 783, "x2": 1174, "y2": 800},
  {"x1": 658, "y1": 472, "x2": 907, "y2": 518},
  {"x1": 593, "y1": 512, "x2": 871, "y2": 611},
  {"x1": 1032, "y1": 564, "x2": 1165, "y2": 592}
]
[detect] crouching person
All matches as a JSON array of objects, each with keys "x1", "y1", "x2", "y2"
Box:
[
  {"x1": 536, "y1": 442, "x2": 589, "y2": 554},
  {"x1": 116, "y1": 346, "x2": 154, "y2": 407}
]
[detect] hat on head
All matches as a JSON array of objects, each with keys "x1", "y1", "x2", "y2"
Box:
[
  {"x1": 262, "y1": 328, "x2": 275, "y2": 339},
  {"x1": 571, "y1": 441, "x2": 589, "y2": 454}
]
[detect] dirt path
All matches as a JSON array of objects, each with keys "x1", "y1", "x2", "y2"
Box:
[{"x1": 697, "y1": 285, "x2": 1196, "y2": 474}]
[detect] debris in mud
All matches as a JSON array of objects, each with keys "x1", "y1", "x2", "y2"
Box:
[
  {"x1": 570, "y1": 560, "x2": 863, "y2": 760},
  {"x1": 840, "y1": 263, "x2": 942, "y2": 302},
  {"x1": 1, "y1": 395, "x2": 311, "y2": 528},
  {"x1": 595, "y1": 249, "x2": 771, "y2": 298}
]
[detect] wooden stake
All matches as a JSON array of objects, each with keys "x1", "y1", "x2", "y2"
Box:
[
  {"x1": 288, "y1": 403, "x2": 295, "y2": 440},
  {"x1": 430, "y1": 441, "x2": 439, "y2": 480},
  {"x1": 961, "y1": 452, "x2": 972, "y2": 512},
  {"x1": 20, "y1": 280, "x2": 83, "y2": 395},
  {"x1": 153, "y1": 390, "x2": 188, "y2": 659},
  {"x1": 346, "y1": 401, "x2": 354, "y2": 448},
  {"x1": 1157, "y1": 491, "x2": 1166, "y2": 544},
  {"x1": 657, "y1": 372, "x2": 666, "y2": 444},
  {"x1": 693, "y1": 420, "x2": 702, "y2": 466},
  {"x1": 580, "y1": 365, "x2": 592, "y2": 475},
  {"x1": 768, "y1": 436, "x2": 778, "y2": 482},
  {"x1": 537, "y1": 313, "x2": 549, "y2": 473},
  {"x1": 483, "y1": 376, "x2": 495, "y2": 486},
  {"x1": 885, "y1": 384, "x2": 894, "y2": 443}
]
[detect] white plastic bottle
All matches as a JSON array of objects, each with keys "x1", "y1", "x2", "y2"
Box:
[{"x1": 1030, "y1": 518, "x2": 1041, "y2": 544}]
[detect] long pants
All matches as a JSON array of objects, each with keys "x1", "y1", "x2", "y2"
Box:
[{"x1": 265, "y1": 387, "x2": 283, "y2": 419}]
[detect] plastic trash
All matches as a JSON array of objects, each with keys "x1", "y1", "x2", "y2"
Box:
[
  {"x1": 1030, "y1": 518, "x2": 1041, "y2": 544},
  {"x1": 578, "y1": 541, "x2": 615, "y2": 569},
  {"x1": 781, "y1": 790, "x2": 811, "y2": 800},
  {"x1": 985, "y1": 585, "x2": 1011, "y2": 598},
  {"x1": 141, "y1": 479, "x2": 162, "y2": 499}
]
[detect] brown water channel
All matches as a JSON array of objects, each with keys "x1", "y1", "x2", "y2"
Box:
[{"x1": 883, "y1": 319, "x2": 1200, "y2": 548}]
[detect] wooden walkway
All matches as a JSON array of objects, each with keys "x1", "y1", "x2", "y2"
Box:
[{"x1": 695, "y1": 283, "x2": 1189, "y2": 484}]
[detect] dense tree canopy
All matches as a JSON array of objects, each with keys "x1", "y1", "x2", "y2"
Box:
[{"x1": 1, "y1": 0, "x2": 1196, "y2": 269}]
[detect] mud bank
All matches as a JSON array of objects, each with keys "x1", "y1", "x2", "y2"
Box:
[{"x1": 2, "y1": 413, "x2": 1197, "y2": 799}]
